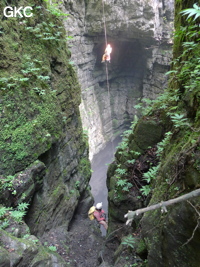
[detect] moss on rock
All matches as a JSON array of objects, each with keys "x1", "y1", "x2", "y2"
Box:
[{"x1": 0, "y1": 0, "x2": 79, "y2": 175}]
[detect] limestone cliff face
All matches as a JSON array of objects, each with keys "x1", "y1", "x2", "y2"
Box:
[
  {"x1": 62, "y1": 0, "x2": 174, "y2": 159},
  {"x1": 0, "y1": 0, "x2": 91, "y2": 265}
]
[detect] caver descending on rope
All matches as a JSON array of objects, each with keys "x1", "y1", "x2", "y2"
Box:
[
  {"x1": 101, "y1": 43, "x2": 112, "y2": 63},
  {"x1": 101, "y1": 0, "x2": 112, "y2": 63}
]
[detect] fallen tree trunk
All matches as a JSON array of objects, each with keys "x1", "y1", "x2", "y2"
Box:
[{"x1": 124, "y1": 188, "x2": 200, "y2": 225}]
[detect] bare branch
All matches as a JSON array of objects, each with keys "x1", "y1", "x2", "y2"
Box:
[
  {"x1": 124, "y1": 189, "x2": 200, "y2": 225},
  {"x1": 182, "y1": 201, "x2": 200, "y2": 246}
]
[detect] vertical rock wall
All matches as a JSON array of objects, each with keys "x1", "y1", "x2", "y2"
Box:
[
  {"x1": 62, "y1": 0, "x2": 174, "y2": 159},
  {"x1": 0, "y1": 0, "x2": 91, "y2": 238},
  {"x1": 104, "y1": 0, "x2": 200, "y2": 265}
]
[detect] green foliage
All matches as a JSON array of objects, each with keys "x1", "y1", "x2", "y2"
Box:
[
  {"x1": 169, "y1": 113, "x2": 188, "y2": 128},
  {"x1": 121, "y1": 234, "x2": 135, "y2": 249},
  {"x1": 114, "y1": 162, "x2": 133, "y2": 194},
  {"x1": 0, "y1": 52, "x2": 65, "y2": 173},
  {"x1": 25, "y1": 23, "x2": 66, "y2": 42},
  {"x1": 0, "y1": 206, "x2": 9, "y2": 218},
  {"x1": 130, "y1": 6, "x2": 200, "y2": 127},
  {"x1": 116, "y1": 141, "x2": 128, "y2": 151},
  {"x1": 17, "y1": 202, "x2": 29, "y2": 211},
  {"x1": 43, "y1": 0, "x2": 69, "y2": 18},
  {"x1": 171, "y1": 8, "x2": 200, "y2": 94},
  {"x1": 0, "y1": 175, "x2": 15, "y2": 193},
  {"x1": 0, "y1": 202, "x2": 29, "y2": 228},
  {"x1": 116, "y1": 178, "x2": 132, "y2": 192},
  {"x1": 140, "y1": 185, "x2": 151, "y2": 196},
  {"x1": 0, "y1": 0, "x2": 79, "y2": 177},
  {"x1": 117, "y1": 179, "x2": 127, "y2": 187},
  {"x1": 133, "y1": 6, "x2": 200, "y2": 199},
  {"x1": 10, "y1": 210, "x2": 26, "y2": 223},
  {"x1": 127, "y1": 159, "x2": 135, "y2": 164},
  {"x1": 134, "y1": 98, "x2": 154, "y2": 116},
  {"x1": 0, "y1": 220, "x2": 9, "y2": 230},
  {"x1": 10, "y1": 202, "x2": 29, "y2": 223},
  {"x1": 23, "y1": 234, "x2": 31, "y2": 239},
  {"x1": 48, "y1": 245, "x2": 57, "y2": 252},
  {"x1": 140, "y1": 164, "x2": 160, "y2": 196},
  {"x1": 156, "y1": 132, "x2": 172, "y2": 157},
  {"x1": 75, "y1": 180, "x2": 80, "y2": 189},
  {"x1": 24, "y1": 1, "x2": 72, "y2": 43},
  {"x1": 122, "y1": 181, "x2": 133, "y2": 192},
  {"x1": 143, "y1": 165, "x2": 159, "y2": 183},
  {"x1": 0, "y1": 55, "x2": 51, "y2": 94},
  {"x1": 180, "y1": 3, "x2": 200, "y2": 21},
  {"x1": 115, "y1": 168, "x2": 127, "y2": 175}
]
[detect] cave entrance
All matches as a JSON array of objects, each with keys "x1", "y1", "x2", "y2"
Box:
[
  {"x1": 93, "y1": 38, "x2": 147, "y2": 135},
  {"x1": 94, "y1": 39, "x2": 146, "y2": 74}
]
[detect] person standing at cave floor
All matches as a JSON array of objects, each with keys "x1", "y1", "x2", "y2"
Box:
[
  {"x1": 101, "y1": 44, "x2": 112, "y2": 63},
  {"x1": 93, "y1": 202, "x2": 108, "y2": 230}
]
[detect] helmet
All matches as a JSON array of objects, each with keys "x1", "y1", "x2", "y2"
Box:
[{"x1": 96, "y1": 202, "x2": 103, "y2": 210}]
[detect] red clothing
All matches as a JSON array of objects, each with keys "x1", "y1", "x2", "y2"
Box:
[{"x1": 94, "y1": 209, "x2": 106, "y2": 222}]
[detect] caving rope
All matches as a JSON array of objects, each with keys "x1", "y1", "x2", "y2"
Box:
[
  {"x1": 102, "y1": 0, "x2": 114, "y2": 156},
  {"x1": 102, "y1": 0, "x2": 108, "y2": 47}
]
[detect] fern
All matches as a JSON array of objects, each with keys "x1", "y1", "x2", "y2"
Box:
[
  {"x1": 117, "y1": 179, "x2": 127, "y2": 187},
  {"x1": 10, "y1": 210, "x2": 26, "y2": 223},
  {"x1": 122, "y1": 182, "x2": 132, "y2": 192},
  {"x1": 0, "y1": 206, "x2": 9, "y2": 218},
  {"x1": 121, "y1": 235, "x2": 135, "y2": 249},
  {"x1": 157, "y1": 131, "x2": 172, "y2": 157},
  {"x1": 170, "y1": 113, "x2": 188, "y2": 128},
  {"x1": 0, "y1": 220, "x2": 9, "y2": 230},
  {"x1": 115, "y1": 168, "x2": 127, "y2": 175},
  {"x1": 140, "y1": 185, "x2": 151, "y2": 196},
  {"x1": 180, "y1": 3, "x2": 200, "y2": 21},
  {"x1": 127, "y1": 159, "x2": 135, "y2": 164},
  {"x1": 143, "y1": 166, "x2": 159, "y2": 183},
  {"x1": 17, "y1": 202, "x2": 29, "y2": 211}
]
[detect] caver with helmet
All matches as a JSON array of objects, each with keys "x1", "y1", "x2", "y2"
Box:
[{"x1": 93, "y1": 202, "x2": 108, "y2": 230}]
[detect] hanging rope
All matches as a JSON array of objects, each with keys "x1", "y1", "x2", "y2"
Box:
[
  {"x1": 102, "y1": 0, "x2": 108, "y2": 47},
  {"x1": 105, "y1": 58, "x2": 110, "y2": 96},
  {"x1": 102, "y1": 0, "x2": 111, "y2": 103},
  {"x1": 101, "y1": 0, "x2": 115, "y2": 156},
  {"x1": 102, "y1": 0, "x2": 110, "y2": 96}
]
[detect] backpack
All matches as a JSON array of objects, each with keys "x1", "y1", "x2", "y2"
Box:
[{"x1": 88, "y1": 206, "x2": 96, "y2": 220}]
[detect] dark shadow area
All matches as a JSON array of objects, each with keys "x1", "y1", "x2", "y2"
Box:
[{"x1": 94, "y1": 39, "x2": 147, "y2": 75}]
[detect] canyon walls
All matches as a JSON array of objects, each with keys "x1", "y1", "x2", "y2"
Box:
[{"x1": 62, "y1": 0, "x2": 174, "y2": 159}]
